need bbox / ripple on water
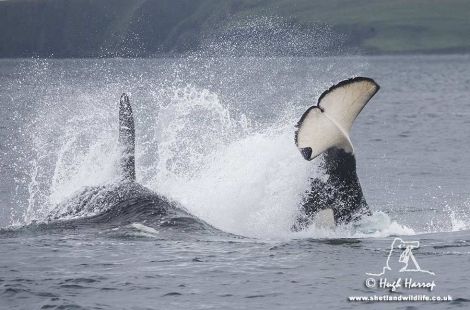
[162,292,182,296]
[62,277,98,284]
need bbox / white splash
[447,201,470,232]
[11,55,424,240]
[18,80,418,239]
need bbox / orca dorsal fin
[295,77,380,160]
[118,93,136,181]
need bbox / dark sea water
[1,55,470,309]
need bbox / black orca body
[298,148,370,227]
[295,77,380,227]
[48,94,201,228]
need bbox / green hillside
[263,0,470,53]
[0,0,469,57]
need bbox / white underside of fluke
[295,77,379,160]
[312,208,336,229]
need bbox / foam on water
[447,200,470,232]
[129,222,160,237]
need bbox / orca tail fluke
[118,93,136,182]
[294,77,380,225]
[295,77,380,160]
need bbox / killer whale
[49,78,378,231]
[47,94,204,229]
[295,77,380,227]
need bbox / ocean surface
[0,55,469,309]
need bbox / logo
[349,238,452,302]
[367,237,435,276]
[364,238,437,294]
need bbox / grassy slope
[246,0,470,53]
[0,0,469,56]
